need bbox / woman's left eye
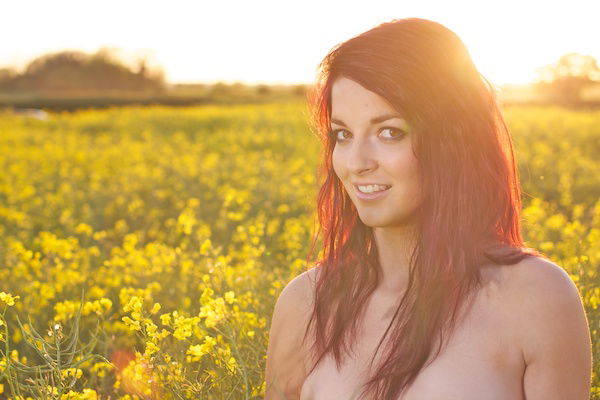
[380,127,406,140]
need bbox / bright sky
[1,0,599,86]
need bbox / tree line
[0,49,599,108]
[534,53,600,106]
[0,48,166,93]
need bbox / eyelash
[329,127,407,143]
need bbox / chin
[357,207,419,228]
[356,211,392,227]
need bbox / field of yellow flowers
[0,102,598,399]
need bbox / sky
[1,0,599,86]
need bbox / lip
[354,184,392,200]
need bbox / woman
[265,17,592,400]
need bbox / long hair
[301,17,546,400]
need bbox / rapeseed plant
[0,103,597,398]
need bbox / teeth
[357,184,390,193]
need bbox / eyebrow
[330,113,405,127]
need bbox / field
[0,102,598,399]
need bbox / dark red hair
[302,17,545,399]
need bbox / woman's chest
[300,285,526,400]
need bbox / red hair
[302,17,545,399]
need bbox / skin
[331,76,422,296]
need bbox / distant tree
[293,84,307,97]
[209,82,232,97]
[256,84,271,96]
[0,67,18,90]
[534,53,600,105]
[2,48,166,93]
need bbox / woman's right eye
[331,129,350,142]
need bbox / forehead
[330,77,397,118]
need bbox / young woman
[265,17,592,400]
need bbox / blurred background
[1,0,600,112]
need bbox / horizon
[1,0,599,87]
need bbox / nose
[346,137,377,175]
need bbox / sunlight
[0,0,597,85]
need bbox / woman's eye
[330,127,406,142]
[331,129,350,141]
[380,127,406,139]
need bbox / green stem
[2,310,20,398]
[227,324,250,399]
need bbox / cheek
[387,152,421,198]
[387,148,418,180]
[331,147,342,178]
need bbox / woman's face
[331,76,423,227]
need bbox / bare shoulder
[275,266,320,315]
[264,266,321,399]
[506,256,586,328]
[505,256,592,399]
[504,256,582,304]
[287,266,320,301]
[507,254,569,283]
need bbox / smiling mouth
[353,185,392,201]
[354,184,392,194]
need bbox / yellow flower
[159,313,171,326]
[90,361,114,378]
[150,302,161,315]
[0,292,20,306]
[99,298,113,311]
[199,297,228,329]
[187,344,204,358]
[202,335,217,352]
[172,315,199,341]
[74,222,93,236]
[226,356,238,373]
[92,230,107,241]
[144,319,158,336]
[156,329,170,340]
[83,298,113,316]
[200,287,214,306]
[200,238,212,255]
[144,341,159,357]
[224,291,236,304]
[123,296,143,313]
[186,335,216,362]
[54,300,79,322]
[81,389,98,400]
[122,316,141,332]
[61,367,83,380]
